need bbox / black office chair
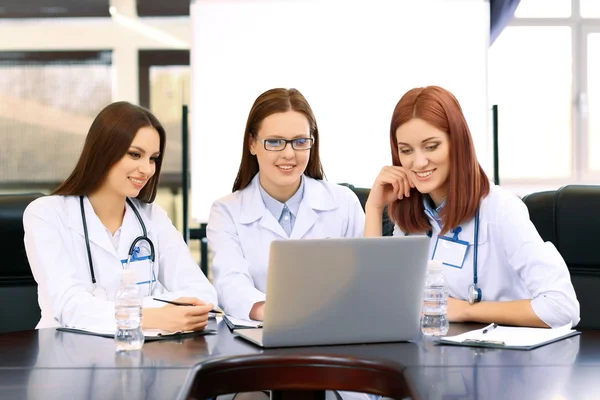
[338,184,394,236]
[0,193,44,333]
[522,185,600,329]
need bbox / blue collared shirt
[258,176,305,237]
[423,195,446,230]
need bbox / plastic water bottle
[421,260,449,336]
[115,269,145,351]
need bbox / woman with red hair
[365,86,579,328]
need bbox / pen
[153,298,222,314]
[482,323,498,334]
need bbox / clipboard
[57,326,217,341]
[437,323,580,350]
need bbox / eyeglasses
[254,136,314,151]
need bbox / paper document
[439,323,580,350]
[58,326,216,341]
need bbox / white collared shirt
[107,227,122,250]
[258,174,305,237]
[207,174,365,319]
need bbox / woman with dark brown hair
[24,101,217,332]
[207,88,365,322]
[365,86,579,328]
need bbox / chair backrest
[522,185,600,329]
[338,184,394,236]
[0,193,44,333]
[180,353,418,400]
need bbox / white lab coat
[23,195,217,330]
[207,174,365,319]
[394,184,580,328]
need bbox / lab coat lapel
[67,196,119,258]
[240,174,288,239]
[290,201,318,239]
[259,209,288,238]
[290,177,338,239]
[457,212,488,246]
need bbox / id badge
[121,245,156,287]
[432,236,469,268]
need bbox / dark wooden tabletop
[0,321,598,400]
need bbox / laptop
[235,236,430,348]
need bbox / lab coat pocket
[466,220,490,249]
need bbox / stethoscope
[428,208,481,304]
[467,208,481,304]
[80,196,156,296]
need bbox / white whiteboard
[191,0,490,222]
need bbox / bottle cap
[428,260,443,271]
[121,269,137,284]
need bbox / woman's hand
[366,166,414,211]
[143,297,214,332]
[250,301,265,321]
[446,297,549,327]
[447,297,469,322]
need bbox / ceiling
[0,0,502,19]
[0,0,190,18]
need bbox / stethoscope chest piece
[468,283,482,304]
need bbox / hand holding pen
[153,298,223,314]
[143,297,215,332]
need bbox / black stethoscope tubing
[79,196,155,285]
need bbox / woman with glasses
[207,88,365,322]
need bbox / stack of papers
[439,323,579,350]
[58,326,216,341]
[222,315,263,331]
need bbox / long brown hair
[389,86,489,235]
[232,88,325,192]
[53,101,166,203]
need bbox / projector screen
[191,0,489,222]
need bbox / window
[149,65,190,175]
[0,0,110,18]
[137,0,190,16]
[489,27,572,180]
[514,0,571,18]
[0,51,112,187]
[581,0,600,18]
[138,50,190,179]
[586,33,600,170]
[489,0,600,187]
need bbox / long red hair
[389,86,489,235]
